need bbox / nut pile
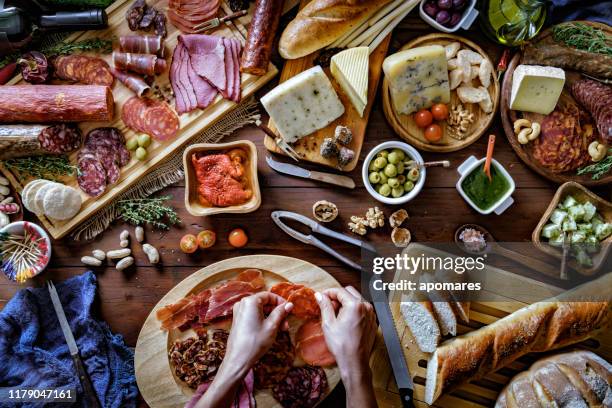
[513,119,541,145]
[348,207,384,235]
[447,104,474,140]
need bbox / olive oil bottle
[479,0,546,46]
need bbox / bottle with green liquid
[479,0,547,46]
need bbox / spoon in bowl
[483,135,496,182]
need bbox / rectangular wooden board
[370,244,612,407]
[0,0,278,239]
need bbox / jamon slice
[204,281,259,322]
[156,289,211,330]
[180,34,226,92]
[235,269,265,290]
[296,320,336,366]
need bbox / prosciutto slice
[295,320,336,366]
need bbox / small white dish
[419,0,479,33]
[0,221,51,282]
[456,155,515,215]
[362,141,426,205]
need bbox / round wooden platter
[135,255,342,408]
[500,22,612,186]
[382,33,500,153]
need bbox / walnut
[389,209,409,228]
[391,227,411,247]
[365,207,384,229]
[334,125,353,146]
[348,216,367,235]
[312,200,338,223]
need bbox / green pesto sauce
[461,163,510,210]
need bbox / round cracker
[23,180,50,214]
[43,185,82,220]
[33,182,60,216]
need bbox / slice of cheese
[261,66,345,144]
[510,65,565,115]
[330,47,369,118]
[383,45,450,115]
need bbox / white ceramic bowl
[456,155,515,215]
[419,0,479,33]
[0,221,51,282]
[362,141,426,205]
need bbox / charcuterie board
[135,255,342,408]
[0,0,278,240]
[373,244,612,407]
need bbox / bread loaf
[495,351,612,407]
[425,274,612,405]
[399,296,440,353]
[278,0,391,59]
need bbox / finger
[345,286,363,300]
[315,292,336,323]
[331,299,340,312]
[265,302,293,331]
[250,291,287,307]
[323,287,357,306]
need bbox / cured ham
[112,52,166,76]
[110,68,150,97]
[168,0,221,34]
[295,320,336,366]
[119,35,166,57]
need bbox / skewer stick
[340,0,405,48]
[351,0,418,48]
[368,0,419,53]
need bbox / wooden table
[0,14,609,408]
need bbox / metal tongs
[272,210,376,270]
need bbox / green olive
[397,174,406,184]
[387,151,400,164]
[384,163,397,177]
[387,177,399,188]
[376,150,389,158]
[126,138,138,151]
[378,183,391,197]
[396,162,405,175]
[378,171,388,184]
[368,160,378,172]
[137,134,152,148]
[392,186,405,198]
[374,157,388,169]
[135,146,148,161]
[404,181,415,192]
[392,148,406,161]
[407,167,420,181]
[369,172,381,184]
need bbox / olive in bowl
[362,141,426,205]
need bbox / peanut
[81,256,102,266]
[115,256,134,271]
[92,249,106,261]
[142,243,160,264]
[135,226,144,243]
[107,248,131,259]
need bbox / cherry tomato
[180,234,198,253]
[431,103,449,121]
[228,228,248,248]
[197,230,216,249]
[424,123,443,142]
[414,109,433,128]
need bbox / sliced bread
[431,302,457,336]
[399,294,441,353]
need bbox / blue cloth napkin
[0,272,138,408]
[548,0,612,26]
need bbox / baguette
[399,295,440,353]
[425,274,612,405]
[278,0,391,59]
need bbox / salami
[77,154,107,197]
[0,124,81,159]
[272,366,328,408]
[85,127,130,167]
[143,102,179,140]
[119,35,166,57]
[254,331,295,389]
[240,0,284,76]
[112,52,166,76]
[0,85,114,123]
[53,55,114,87]
[39,124,82,154]
[571,79,612,142]
[110,68,150,97]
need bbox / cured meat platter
[135,255,342,408]
[500,22,612,186]
[0,0,278,239]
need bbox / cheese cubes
[331,47,369,118]
[261,66,345,144]
[383,45,450,115]
[510,65,565,115]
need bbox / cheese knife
[266,155,355,189]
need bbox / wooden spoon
[455,224,562,279]
[483,134,496,182]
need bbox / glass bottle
[479,0,547,46]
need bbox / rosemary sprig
[576,149,612,180]
[116,196,181,230]
[552,23,612,56]
[2,155,78,180]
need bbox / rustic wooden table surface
[0,14,609,408]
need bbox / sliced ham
[169,43,189,114]
[296,320,336,366]
[222,38,235,100]
[181,34,226,92]
[168,0,220,33]
[230,39,242,102]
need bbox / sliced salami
[272,366,327,408]
[38,123,82,154]
[77,156,107,197]
[143,102,179,140]
[53,55,114,87]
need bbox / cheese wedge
[330,47,369,118]
[510,64,565,115]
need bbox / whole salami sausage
[112,52,166,75]
[240,0,285,76]
[0,124,82,159]
[571,79,612,143]
[0,85,114,123]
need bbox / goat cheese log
[0,85,114,123]
[0,124,82,159]
[240,0,285,76]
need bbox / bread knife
[266,155,355,189]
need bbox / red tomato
[424,124,443,142]
[197,230,216,249]
[431,104,449,121]
[180,234,198,253]
[228,228,248,248]
[414,109,433,128]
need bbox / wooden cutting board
[371,244,612,407]
[0,0,277,239]
[135,255,342,408]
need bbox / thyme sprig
[577,149,612,180]
[552,23,612,56]
[2,155,78,180]
[116,196,181,230]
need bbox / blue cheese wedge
[330,47,369,118]
[261,66,345,144]
[383,45,450,115]
[510,65,565,115]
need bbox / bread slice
[399,295,440,353]
[452,301,471,324]
[431,302,457,336]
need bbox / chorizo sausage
[240,0,285,76]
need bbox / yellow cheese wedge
[330,47,369,118]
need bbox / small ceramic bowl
[419,0,479,33]
[184,141,261,217]
[0,221,51,282]
[456,155,515,215]
[362,141,426,205]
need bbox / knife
[266,155,355,189]
[368,276,415,407]
[47,281,102,408]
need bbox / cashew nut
[513,119,532,134]
[527,122,541,141]
[517,128,533,144]
[588,141,607,162]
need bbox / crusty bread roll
[278,0,391,59]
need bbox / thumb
[315,292,336,324]
[265,301,293,332]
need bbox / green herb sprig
[116,196,181,230]
[552,23,612,56]
[577,149,612,180]
[2,155,78,180]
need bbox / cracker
[23,180,50,215]
[33,182,60,216]
[43,185,82,220]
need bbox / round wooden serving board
[500,22,612,186]
[135,255,342,408]
[382,33,500,153]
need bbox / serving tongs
[259,124,301,162]
[193,10,248,33]
[272,210,375,270]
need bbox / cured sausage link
[0,85,114,123]
[0,124,82,159]
[240,0,285,76]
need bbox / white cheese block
[383,45,450,115]
[261,66,345,144]
[330,47,369,118]
[510,64,565,115]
